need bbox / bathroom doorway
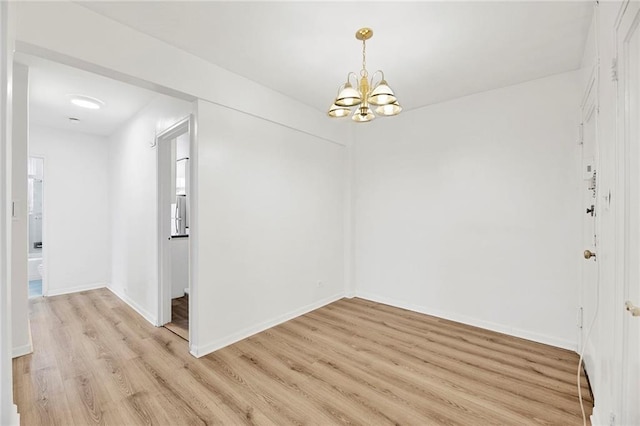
[27,156,44,298]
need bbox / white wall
[107,95,192,324]
[11,62,30,357]
[193,100,346,356]
[29,125,110,295]
[10,1,351,356]
[354,71,582,350]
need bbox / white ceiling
[16,53,158,137]
[78,1,593,113]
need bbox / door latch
[586,205,595,216]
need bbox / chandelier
[328,28,402,122]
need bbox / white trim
[12,319,31,358]
[8,405,19,426]
[46,282,106,297]
[190,292,345,358]
[582,338,597,393]
[156,116,191,327]
[357,291,578,351]
[187,108,198,353]
[11,342,31,358]
[0,2,16,423]
[107,285,158,327]
[590,404,606,426]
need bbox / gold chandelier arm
[370,70,385,88]
[347,72,359,87]
[335,72,360,96]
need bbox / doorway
[157,117,192,341]
[27,156,44,298]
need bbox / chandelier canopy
[328,28,402,122]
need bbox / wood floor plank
[345,298,580,363]
[13,289,592,425]
[273,317,560,424]
[295,307,586,421]
[331,299,578,372]
[315,301,590,397]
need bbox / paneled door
[579,66,598,375]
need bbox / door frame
[615,0,640,423]
[156,115,193,330]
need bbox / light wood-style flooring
[164,295,189,341]
[13,288,592,425]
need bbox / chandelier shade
[335,82,362,107]
[328,28,401,122]
[352,104,375,122]
[328,103,351,118]
[368,80,397,106]
[375,101,402,116]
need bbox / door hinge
[578,307,584,329]
[578,123,584,145]
[612,58,618,82]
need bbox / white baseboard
[12,315,33,358]
[12,343,32,358]
[590,404,605,426]
[46,282,106,297]
[107,286,158,326]
[191,292,345,358]
[356,291,577,351]
[12,322,32,358]
[10,404,20,425]
[581,339,597,384]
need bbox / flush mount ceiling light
[67,94,105,110]
[328,28,402,123]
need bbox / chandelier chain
[361,39,368,78]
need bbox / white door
[617,1,640,423]
[580,73,599,370]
